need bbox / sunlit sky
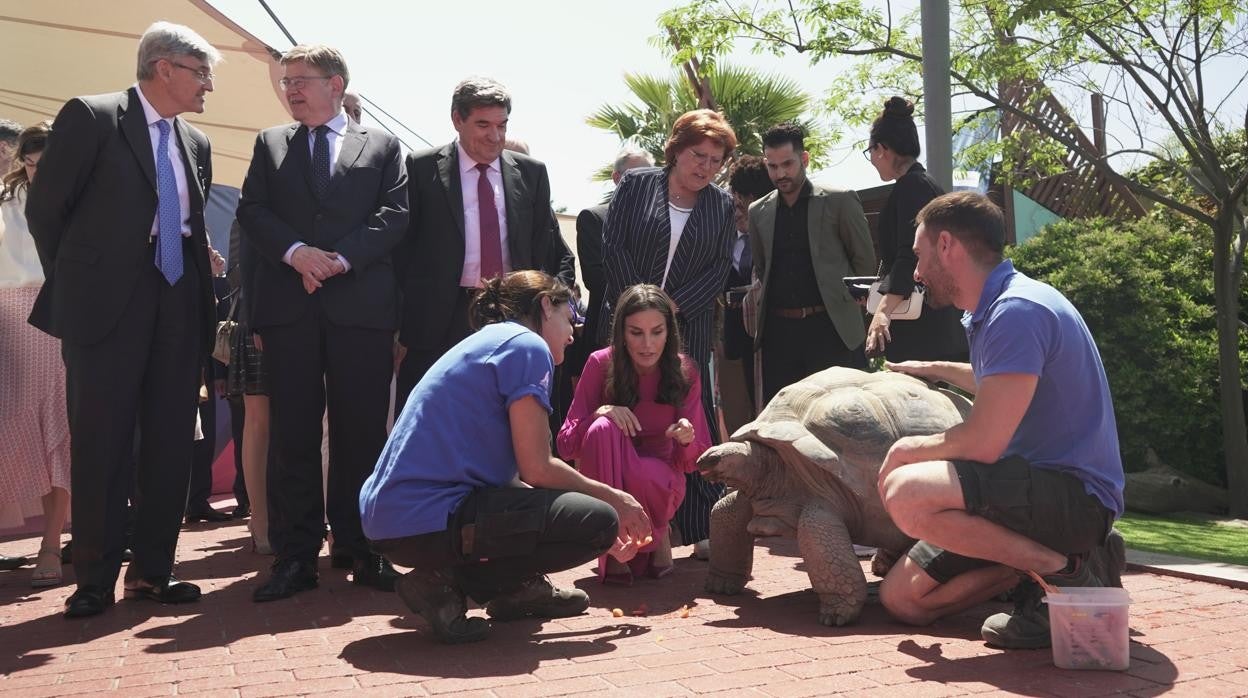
[209,0,1245,212]
[210,0,884,212]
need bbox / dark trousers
[186,392,217,514]
[371,488,618,602]
[62,261,201,587]
[670,359,724,544]
[261,304,392,565]
[227,396,248,508]
[396,288,474,418]
[761,313,867,404]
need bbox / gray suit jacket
[749,183,876,350]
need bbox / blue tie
[154,120,183,285]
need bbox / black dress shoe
[232,504,251,519]
[123,576,202,604]
[352,554,399,592]
[64,586,115,618]
[185,507,232,523]
[253,559,318,602]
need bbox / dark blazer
[722,236,752,360]
[567,202,609,374]
[876,163,968,361]
[236,120,409,331]
[396,142,573,351]
[601,167,733,366]
[26,87,214,350]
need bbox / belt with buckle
[771,305,825,319]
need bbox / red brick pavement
[3,516,1247,697]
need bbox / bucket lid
[1043,587,1131,605]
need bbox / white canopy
[0,0,291,188]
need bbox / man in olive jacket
[749,123,876,403]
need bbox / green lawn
[1116,512,1248,566]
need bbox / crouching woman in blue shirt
[360,270,652,644]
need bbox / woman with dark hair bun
[558,284,710,585]
[360,270,651,644]
[863,97,968,363]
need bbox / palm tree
[586,64,828,182]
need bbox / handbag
[865,270,924,321]
[211,292,240,365]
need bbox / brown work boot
[396,569,488,644]
[485,575,590,621]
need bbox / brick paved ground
[3,512,1248,697]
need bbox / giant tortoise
[697,367,971,626]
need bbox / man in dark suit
[25,22,221,617]
[394,77,573,411]
[566,145,654,381]
[237,45,409,602]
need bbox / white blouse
[0,190,45,288]
[662,202,693,289]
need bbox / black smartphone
[843,276,878,302]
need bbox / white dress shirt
[283,111,352,271]
[457,141,512,288]
[135,84,191,237]
[733,230,748,273]
[0,192,45,288]
[662,202,692,289]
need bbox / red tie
[476,163,503,282]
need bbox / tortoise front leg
[705,489,754,595]
[798,502,867,626]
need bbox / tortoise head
[697,440,762,494]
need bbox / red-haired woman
[600,109,737,555]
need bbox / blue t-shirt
[964,260,1124,516]
[359,322,554,540]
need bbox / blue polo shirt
[359,322,554,540]
[964,260,1124,516]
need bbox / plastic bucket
[1043,587,1131,670]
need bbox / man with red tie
[394,77,574,413]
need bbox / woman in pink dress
[558,284,710,584]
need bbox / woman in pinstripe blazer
[601,110,737,549]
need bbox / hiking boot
[396,569,489,644]
[982,579,1051,649]
[1088,528,1126,588]
[485,575,590,621]
[1042,550,1106,590]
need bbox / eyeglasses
[685,148,725,169]
[862,144,876,161]
[170,61,214,84]
[279,76,332,91]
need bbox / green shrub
[1009,212,1246,485]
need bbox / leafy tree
[659,1,1248,515]
[586,63,829,181]
[1011,211,1245,486]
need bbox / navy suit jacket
[396,142,573,352]
[236,120,409,331]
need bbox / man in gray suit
[395,77,573,411]
[750,122,876,403]
[238,45,408,602]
